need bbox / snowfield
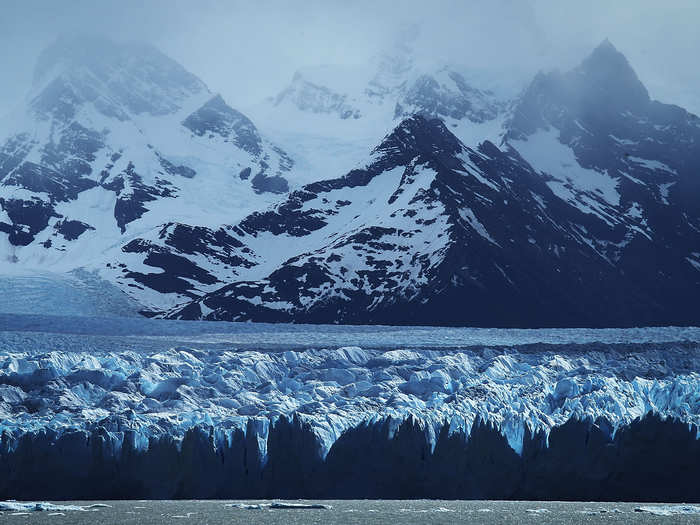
[1,316,698,461]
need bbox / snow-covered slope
[163,41,700,327]
[0,36,294,297]
[167,107,700,326]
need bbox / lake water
[1,500,699,524]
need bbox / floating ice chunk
[270,502,331,509]
[399,506,455,513]
[226,502,331,510]
[579,507,623,515]
[0,501,111,512]
[226,503,266,509]
[635,505,700,516]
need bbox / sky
[1,0,699,116]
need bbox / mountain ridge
[1,37,698,326]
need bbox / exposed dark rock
[0,198,57,246]
[103,163,175,233]
[54,219,95,241]
[183,95,263,156]
[251,172,289,194]
[156,154,196,179]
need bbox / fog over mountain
[1,0,699,117]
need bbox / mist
[1,0,699,115]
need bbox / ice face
[0,317,698,462]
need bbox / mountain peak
[36,36,125,82]
[30,35,207,120]
[580,39,626,71]
[575,39,649,108]
[596,37,616,52]
[375,114,463,158]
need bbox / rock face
[503,41,700,325]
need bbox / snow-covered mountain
[1,38,698,326]
[166,41,700,327]
[0,36,293,286]
[248,43,509,186]
[269,49,505,128]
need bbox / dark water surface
[1,500,699,524]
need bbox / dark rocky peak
[373,114,464,167]
[507,40,651,139]
[237,116,469,238]
[572,39,649,110]
[182,95,263,156]
[297,115,466,201]
[30,35,207,120]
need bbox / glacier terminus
[0,313,698,500]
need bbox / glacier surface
[0,270,141,318]
[0,315,698,461]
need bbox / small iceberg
[226,502,331,510]
[270,502,331,509]
[635,505,700,516]
[0,501,111,512]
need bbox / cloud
[0,0,698,116]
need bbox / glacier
[0,269,141,318]
[0,314,699,499]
